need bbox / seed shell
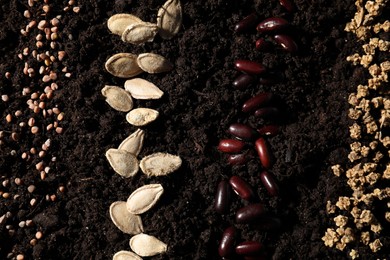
[109,201,144,235]
[157,0,182,39]
[126,184,164,214]
[113,250,143,260]
[105,53,143,78]
[105,148,139,178]
[136,53,174,74]
[129,233,167,257]
[121,22,159,45]
[107,14,143,36]
[101,85,133,112]
[126,108,159,126]
[118,129,145,156]
[124,78,164,100]
[140,152,182,177]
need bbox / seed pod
[140,152,182,177]
[118,128,145,156]
[229,175,254,201]
[113,250,142,260]
[273,34,298,53]
[109,201,144,235]
[218,139,245,153]
[257,125,279,136]
[157,0,182,39]
[129,233,167,257]
[279,0,295,12]
[255,38,273,52]
[136,53,174,74]
[227,153,250,166]
[242,92,273,113]
[105,53,143,78]
[121,22,159,45]
[254,138,273,169]
[215,180,232,214]
[228,123,257,141]
[107,14,143,36]
[256,17,289,33]
[126,108,159,126]
[126,184,164,214]
[101,85,133,112]
[235,241,263,255]
[234,12,259,33]
[218,226,237,257]
[232,74,255,90]
[236,203,265,223]
[254,107,280,119]
[234,60,266,75]
[124,78,164,99]
[105,148,139,178]
[260,171,279,196]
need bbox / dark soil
[0,0,388,259]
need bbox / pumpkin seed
[105,148,139,178]
[124,78,164,100]
[101,85,133,112]
[126,108,159,126]
[113,250,142,260]
[105,53,143,78]
[126,184,164,214]
[136,53,173,74]
[118,128,145,156]
[107,14,143,36]
[140,152,182,177]
[109,201,144,235]
[129,234,167,257]
[122,22,158,45]
[157,0,182,39]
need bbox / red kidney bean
[279,0,295,12]
[242,92,273,113]
[255,38,272,52]
[256,17,289,33]
[254,107,280,119]
[236,241,263,255]
[234,60,266,75]
[236,203,265,223]
[234,12,260,33]
[260,171,279,196]
[254,138,273,169]
[257,125,279,136]
[218,139,245,153]
[273,34,298,53]
[233,74,256,90]
[229,175,254,201]
[228,123,257,140]
[215,179,232,214]
[218,226,237,257]
[228,153,249,165]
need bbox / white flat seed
[109,201,144,235]
[129,233,167,257]
[140,152,182,177]
[105,53,143,78]
[118,129,145,156]
[101,85,133,112]
[157,0,182,39]
[126,184,164,214]
[126,108,159,126]
[121,22,158,45]
[107,14,143,36]
[124,78,164,100]
[113,250,142,260]
[136,53,173,74]
[105,148,139,178]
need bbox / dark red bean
[234,12,260,33]
[218,226,237,257]
[254,107,280,119]
[255,38,273,52]
[215,180,232,214]
[233,74,256,90]
[234,60,266,75]
[273,34,298,53]
[242,92,273,113]
[279,0,295,12]
[260,171,279,196]
[256,17,289,33]
[229,175,254,201]
[236,203,265,223]
[257,125,279,136]
[218,139,245,153]
[228,123,257,140]
[228,153,249,165]
[236,241,263,255]
[254,138,273,169]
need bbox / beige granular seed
[2,193,10,199]
[1,95,9,102]
[31,126,39,134]
[30,239,37,246]
[27,185,36,193]
[35,231,43,240]
[15,178,22,185]
[30,198,37,206]
[56,127,63,134]
[6,114,12,123]
[59,186,65,192]
[16,254,24,260]
[40,171,46,180]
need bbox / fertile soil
[0,0,388,259]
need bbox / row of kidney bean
[215,1,296,258]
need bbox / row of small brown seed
[216,1,297,258]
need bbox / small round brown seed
[236,203,266,223]
[273,34,298,53]
[215,180,232,214]
[229,175,254,201]
[31,126,39,134]
[233,74,256,90]
[242,92,273,113]
[260,171,279,196]
[228,123,257,141]
[234,12,260,33]
[234,60,266,75]
[218,139,245,153]
[256,17,289,33]
[218,226,237,258]
[255,138,273,169]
